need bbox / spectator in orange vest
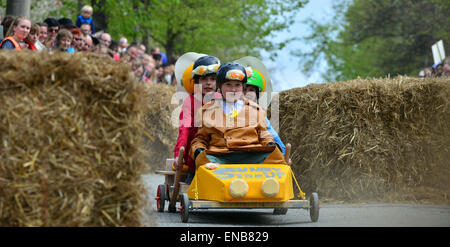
[0,16,31,50]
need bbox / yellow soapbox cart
[154,144,319,223]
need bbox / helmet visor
[192,63,220,77]
[225,69,246,81]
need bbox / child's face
[59,37,72,50]
[221,80,243,102]
[27,31,39,44]
[195,74,216,96]
[82,11,91,19]
[244,85,258,102]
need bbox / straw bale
[139,76,450,203]
[142,84,178,170]
[0,51,151,226]
[277,76,449,203]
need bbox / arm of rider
[194,148,205,161]
[190,125,210,160]
[257,118,275,146]
[266,141,282,150]
[268,142,291,165]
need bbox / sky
[261,0,335,92]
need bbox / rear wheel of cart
[165,184,171,202]
[180,193,190,223]
[156,184,166,212]
[310,192,319,222]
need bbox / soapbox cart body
[154,145,320,223]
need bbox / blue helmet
[216,62,248,88]
[192,56,221,80]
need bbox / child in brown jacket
[190,62,286,167]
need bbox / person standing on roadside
[43,18,59,49]
[35,22,48,51]
[71,28,84,52]
[0,16,31,50]
[23,23,40,51]
[53,29,73,53]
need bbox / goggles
[192,63,220,76]
[225,69,246,81]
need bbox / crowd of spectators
[419,56,450,78]
[0,5,448,82]
[0,5,177,85]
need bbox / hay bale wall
[143,84,178,170]
[279,77,450,203]
[0,51,150,226]
[131,75,450,204]
[4,52,443,226]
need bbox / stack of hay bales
[0,51,151,226]
[278,77,449,203]
[143,84,178,170]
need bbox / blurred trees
[295,0,450,82]
[104,0,307,63]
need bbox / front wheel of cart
[310,192,319,222]
[180,193,190,223]
[156,184,166,212]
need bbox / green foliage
[46,0,78,20]
[103,0,307,62]
[295,0,450,82]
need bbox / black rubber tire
[310,192,319,222]
[165,185,171,202]
[180,193,190,223]
[156,184,165,212]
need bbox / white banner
[431,40,445,64]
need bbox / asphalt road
[142,173,450,227]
